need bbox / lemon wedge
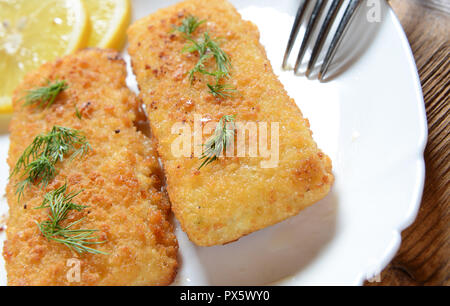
[83,0,131,50]
[0,0,89,114]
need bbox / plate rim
[352,4,428,285]
[0,0,429,286]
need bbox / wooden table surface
[364,0,449,286]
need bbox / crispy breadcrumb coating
[128,0,334,246]
[3,49,178,285]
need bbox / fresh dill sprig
[10,126,90,200]
[207,83,237,98]
[75,105,82,119]
[174,15,206,36]
[175,16,236,97]
[35,183,107,255]
[21,80,68,108]
[188,53,214,82]
[201,33,231,77]
[183,32,232,80]
[199,115,236,170]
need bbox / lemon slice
[83,0,131,50]
[0,0,89,113]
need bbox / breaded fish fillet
[3,49,178,285]
[128,0,334,246]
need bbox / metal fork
[283,0,363,80]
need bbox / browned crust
[3,48,178,285]
[128,0,334,246]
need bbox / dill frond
[75,105,82,119]
[21,80,68,109]
[202,32,231,78]
[188,53,214,82]
[35,183,107,255]
[175,16,236,97]
[207,83,237,98]
[183,32,232,80]
[174,15,206,36]
[10,126,90,200]
[199,115,236,170]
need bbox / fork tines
[283,0,363,81]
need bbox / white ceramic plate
[0,0,427,285]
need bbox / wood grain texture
[365,0,449,286]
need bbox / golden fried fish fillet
[3,49,178,285]
[128,0,334,246]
